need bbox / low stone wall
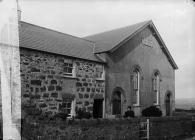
[22,117,140,140]
[148,116,192,140]
[21,116,192,140]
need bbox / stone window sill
[95,78,105,81]
[133,104,141,107]
[58,75,78,80]
[153,104,160,107]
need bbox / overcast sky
[19,0,195,99]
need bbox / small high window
[63,62,75,77]
[95,65,105,80]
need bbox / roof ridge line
[109,20,152,53]
[83,20,152,38]
[20,21,95,44]
[93,20,152,54]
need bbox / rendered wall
[105,27,175,117]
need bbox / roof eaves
[19,46,106,64]
[94,47,111,54]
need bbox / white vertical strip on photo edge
[0,0,21,139]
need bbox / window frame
[95,65,105,81]
[63,62,76,78]
[62,101,72,115]
[133,69,140,106]
[153,72,160,105]
[60,99,76,118]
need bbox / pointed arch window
[133,69,140,106]
[153,72,160,105]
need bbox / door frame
[93,99,103,118]
[111,87,125,116]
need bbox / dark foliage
[23,105,42,116]
[142,106,162,117]
[53,112,69,120]
[75,108,92,119]
[193,120,195,132]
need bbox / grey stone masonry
[20,48,105,117]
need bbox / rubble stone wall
[20,48,105,117]
[75,60,105,112]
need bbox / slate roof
[84,20,151,53]
[19,20,178,69]
[19,21,102,62]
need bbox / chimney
[17,0,21,21]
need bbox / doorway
[112,91,121,115]
[165,93,171,116]
[93,99,103,118]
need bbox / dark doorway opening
[166,93,171,116]
[112,91,121,115]
[93,99,103,118]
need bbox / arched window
[153,72,160,105]
[133,68,140,106]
